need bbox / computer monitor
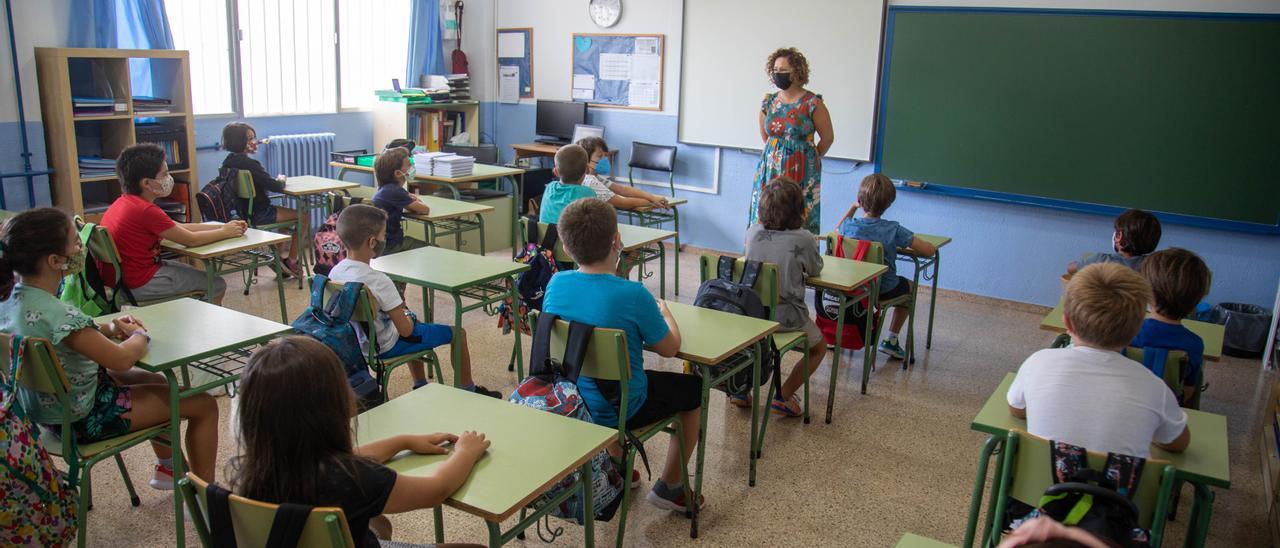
[571,124,604,144]
[535,100,588,144]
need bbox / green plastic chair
[698,255,813,423]
[235,170,300,290]
[315,278,443,401]
[826,234,917,367]
[530,312,696,548]
[988,430,1177,548]
[179,473,357,548]
[1122,347,1203,410]
[77,218,201,309]
[2,333,172,548]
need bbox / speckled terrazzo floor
[72,245,1274,547]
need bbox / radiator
[260,132,336,227]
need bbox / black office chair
[626,142,677,197]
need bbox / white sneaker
[149,463,175,490]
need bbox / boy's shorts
[378,322,454,359]
[879,275,911,301]
[626,371,702,428]
[130,260,227,301]
[52,369,132,443]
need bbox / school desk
[660,301,780,538]
[896,533,958,548]
[355,383,614,547]
[332,162,525,258]
[280,175,359,281]
[617,223,678,299]
[403,194,494,254]
[97,298,293,547]
[897,233,953,349]
[625,197,688,296]
[805,257,889,417]
[510,142,617,166]
[1040,300,1225,361]
[370,246,530,381]
[966,372,1230,548]
[160,223,291,322]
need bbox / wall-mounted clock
[589,0,622,28]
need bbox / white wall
[0,0,72,123]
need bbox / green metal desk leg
[164,369,186,547]
[202,259,216,303]
[658,242,667,299]
[673,208,680,296]
[452,293,464,387]
[748,339,761,486]
[927,249,941,349]
[754,338,775,456]
[427,220,438,247]
[964,436,1001,548]
[477,215,486,256]
[487,521,500,548]
[980,439,1008,548]
[433,506,445,544]
[692,370,712,539]
[581,460,595,548]
[826,291,847,424]
[272,250,288,323]
[510,280,524,380]
[510,174,522,260]
[1183,484,1214,548]
[861,277,881,394]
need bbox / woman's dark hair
[228,336,363,503]
[765,47,811,86]
[0,208,73,300]
[221,122,256,154]
[757,177,806,231]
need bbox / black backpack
[691,256,781,396]
[196,167,243,223]
[499,217,561,335]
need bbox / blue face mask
[595,156,612,176]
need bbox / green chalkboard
[878,8,1280,230]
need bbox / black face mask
[772,72,793,90]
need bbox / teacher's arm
[758,111,768,143]
[813,102,834,157]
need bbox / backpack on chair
[508,312,624,525]
[290,275,382,410]
[312,195,363,277]
[497,216,560,335]
[196,167,243,223]
[690,256,782,396]
[814,235,876,350]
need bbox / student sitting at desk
[102,143,247,305]
[542,199,703,512]
[1132,248,1212,405]
[576,136,670,211]
[538,144,598,225]
[371,147,429,255]
[230,336,488,548]
[220,122,303,277]
[328,204,499,398]
[1,208,221,488]
[1065,208,1161,276]
[1008,263,1189,458]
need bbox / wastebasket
[1214,302,1272,359]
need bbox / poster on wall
[497,27,534,98]
[571,33,665,110]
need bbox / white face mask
[152,175,174,197]
[402,165,416,183]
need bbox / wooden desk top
[662,301,779,365]
[1040,300,1224,361]
[97,298,291,371]
[161,224,290,260]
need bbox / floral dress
[750,91,824,234]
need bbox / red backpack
[813,235,877,350]
[312,195,363,277]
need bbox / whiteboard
[678,0,886,161]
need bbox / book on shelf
[72,96,127,116]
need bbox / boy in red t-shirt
[101,143,246,305]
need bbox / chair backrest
[316,278,380,362]
[0,333,70,398]
[627,142,676,173]
[233,170,257,202]
[1122,347,1188,398]
[179,474,356,548]
[342,185,376,202]
[1004,430,1175,530]
[533,313,632,427]
[696,255,781,320]
[82,222,126,287]
[825,233,887,265]
[521,218,574,263]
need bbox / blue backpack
[292,275,381,408]
[508,312,624,525]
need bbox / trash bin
[1214,302,1273,359]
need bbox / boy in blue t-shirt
[1131,248,1212,405]
[541,198,703,513]
[837,174,936,360]
[538,144,597,224]
[371,146,430,255]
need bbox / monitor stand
[534,137,570,146]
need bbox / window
[237,0,338,116]
[166,0,235,114]
[338,0,412,109]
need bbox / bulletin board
[570,33,664,110]
[497,28,534,98]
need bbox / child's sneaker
[149,463,175,490]
[728,392,751,408]
[472,385,503,399]
[645,482,704,513]
[878,337,906,360]
[770,395,803,418]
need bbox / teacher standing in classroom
[749,47,834,235]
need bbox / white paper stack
[431,154,475,178]
[412,151,450,175]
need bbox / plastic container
[1214,302,1273,359]
[331,149,375,167]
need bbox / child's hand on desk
[648,196,670,209]
[222,221,248,237]
[455,431,490,460]
[403,433,459,455]
[113,318,148,339]
[655,298,672,317]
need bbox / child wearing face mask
[325,204,499,398]
[1065,209,1162,277]
[575,137,670,211]
[0,207,221,488]
[102,143,247,305]
[220,122,304,277]
[371,147,430,255]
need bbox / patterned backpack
[497,216,560,335]
[291,275,381,409]
[508,312,623,525]
[312,195,363,277]
[1,335,78,547]
[196,167,243,223]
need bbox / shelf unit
[35,47,199,223]
[372,100,480,154]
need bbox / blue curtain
[68,0,174,96]
[406,0,445,87]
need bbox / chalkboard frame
[874,6,1280,234]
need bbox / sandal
[770,395,803,418]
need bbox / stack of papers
[73,96,126,117]
[430,154,474,178]
[447,74,470,101]
[132,96,173,114]
[78,155,117,179]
